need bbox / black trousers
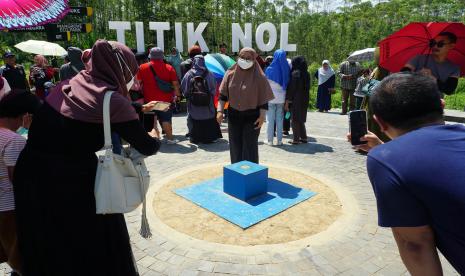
[228,112,260,164]
[291,120,307,142]
[283,116,291,132]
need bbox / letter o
[255,22,277,52]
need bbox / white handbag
[94,91,151,215]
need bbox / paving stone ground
[0,110,459,276]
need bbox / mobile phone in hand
[349,110,368,145]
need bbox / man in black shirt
[1,52,29,91]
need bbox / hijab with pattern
[46,40,139,123]
[219,47,274,111]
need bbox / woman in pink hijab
[29,55,55,100]
[13,40,160,276]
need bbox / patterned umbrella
[205,53,236,81]
[0,0,69,30]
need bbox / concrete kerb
[145,162,361,255]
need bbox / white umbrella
[15,40,67,56]
[348,48,375,62]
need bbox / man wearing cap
[137,47,181,144]
[0,52,29,92]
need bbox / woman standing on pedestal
[216,47,274,164]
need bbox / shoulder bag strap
[149,63,157,80]
[71,65,80,74]
[103,91,114,149]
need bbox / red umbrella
[0,0,69,30]
[379,22,465,76]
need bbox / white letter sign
[149,22,170,51]
[280,23,297,51]
[231,23,252,52]
[255,22,277,52]
[187,22,209,52]
[108,21,131,45]
[135,21,145,53]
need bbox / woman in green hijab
[166,47,184,81]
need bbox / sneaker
[276,141,283,146]
[166,139,179,144]
[264,140,273,146]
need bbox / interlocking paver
[185,248,205,259]
[197,260,215,272]
[213,262,240,274]
[138,255,158,268]
[167,254,187,265]
[155,250,173,262]
[148,260,169,272]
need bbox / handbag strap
[103,91,115,149]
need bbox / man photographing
[350,73,465,275]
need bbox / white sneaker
[276,141,283,146]
[264,140,273,146]
[166,139,179,144]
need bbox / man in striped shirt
[0,91,39,276]
[338,59,362,114]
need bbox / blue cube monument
[174,161,317,229]
[223,161,268,201]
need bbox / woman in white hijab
[315,60,335,112]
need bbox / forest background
[1,0,465,109]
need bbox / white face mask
[126,75,135,91]
[237,58,254,70]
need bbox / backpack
[189,71,211,106]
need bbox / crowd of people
[0,30,463,276]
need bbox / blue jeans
[267,103,284,143]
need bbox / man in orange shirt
[137,47,181,144]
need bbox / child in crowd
[0,90,40,276]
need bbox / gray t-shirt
[407,54,460,82]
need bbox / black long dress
[286,70,310,122]
[13,102,160,276]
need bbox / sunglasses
[429,39,451,48]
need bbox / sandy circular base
[153,166,342,246]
